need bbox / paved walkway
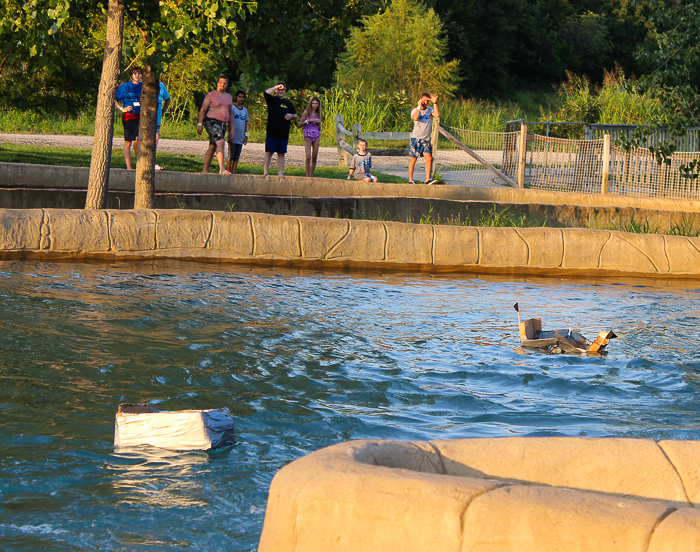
[0,132,510,186]
[0,132,418,179]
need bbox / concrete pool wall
[3,162,700,233]
[258,437,700,552]
[1,207,700,279]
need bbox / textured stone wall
[258,437,700,552]
[1,208,700,278]
[3,161,700,214]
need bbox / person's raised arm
[430,94,439,117]
[266,83,285,96]
[412,100,422,121]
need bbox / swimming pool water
[1,260,699,551]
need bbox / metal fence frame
[506,120,700,152]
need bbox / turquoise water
[1,260,700,551]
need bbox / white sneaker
[155,164,163,171]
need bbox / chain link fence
[435,122,700,199]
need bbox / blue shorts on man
[265,137,288,154]
[409,138,432,158]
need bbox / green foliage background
[335,0,459,98]
[0,0,695,136]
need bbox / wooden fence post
[430,116,440,178]
[352,123,361,154]
[517,124,528,189]
[601,134,611,194]
[334,114,346,167]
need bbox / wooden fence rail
[334,114,440,177]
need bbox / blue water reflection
[1,260,699,550]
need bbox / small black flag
[513,302,519,312]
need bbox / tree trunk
[134,60,158,209]
[85,0,124,210]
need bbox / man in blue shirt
[115,67,143,170]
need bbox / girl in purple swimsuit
[299,96,322,177]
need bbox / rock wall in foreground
[258,437,700,552]
[1,208,700,278]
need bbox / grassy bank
[0,143,406,182]
[0,84,548,147]
[353,202,700,237]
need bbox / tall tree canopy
[224,0,385,90]
[429,0,650,97]
[1,0,660,110]
[630,0,700,132]
[335,0,459,98]
[0,0,104,112]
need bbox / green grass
[0,143,406,181]
[606,215,700,237]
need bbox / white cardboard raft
[114,404,236,451]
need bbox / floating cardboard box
[114,404,236,451]
[514,303,616,354]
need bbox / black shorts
[229,142,243,163]
[265,137,288,154]
[204,117,227,145]
[123,119,139,142]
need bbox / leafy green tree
[559,12,612,78]
[0,0,103,113]
[335,0,459,98]
[631,0,700,131]
[433,0,527,96]
[430,0,650,97]
[1,0,255,209]
[616,0,700,174]
[226,0,385,91]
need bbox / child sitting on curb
[347,139,378,182]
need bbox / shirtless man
[197,76,234,175]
